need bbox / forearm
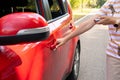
[64,15,99,41]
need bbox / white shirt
[97,0,120,58]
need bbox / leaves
[69,0,107,9]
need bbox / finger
[96,20,104,24]
[97,18,107,24]
[55,39,61,48]
[56,43,62,49]
[55,38,66,48]
[99,16,106,19]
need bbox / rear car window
[0,0,37,17]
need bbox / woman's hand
[56,37,68,48]
[96,16,117,25]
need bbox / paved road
[75,15,109,80]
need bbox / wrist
[64,36,69,42]
[114,19,120,27]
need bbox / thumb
[100,16,106,19]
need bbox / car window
[0,0,37,17]
[48,0,66,19]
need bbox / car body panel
[0,0,80,80]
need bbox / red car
[0,0,80,80]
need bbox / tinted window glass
[0,0,37,17]
[48,0,66,19]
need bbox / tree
[69,0,81,8]
[96,0,106,8]
[69,0,107,8]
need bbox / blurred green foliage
[69,0,107,9]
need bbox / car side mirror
[0,12,50,45]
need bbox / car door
[0,0,78,80]
[40,0,77,79]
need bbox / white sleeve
[95,0,111,16]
